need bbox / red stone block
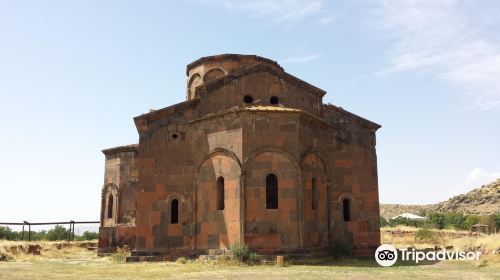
[335,160,353,168]
[246,234,281,249]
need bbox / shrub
[229,242,259,264]
[76,231,99,241]
[380,217,388,227]
[331,240,353,259]
[175,257,187,264]
[427,213,445,229]
[464,215,481,230]
[110,247,129,263]
[0,227,17,240]
[247,251,260,264]
[111,252,127,263]
[46,226,70,241]
[415,228,441,244]
[443,212,466,230]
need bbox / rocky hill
[380,179,500,219]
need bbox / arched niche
[243,150,300,250]
[203,68,225,83]
[187,73,202,99]
[301,151,329,248]
[195,150,241,249]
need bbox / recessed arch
[194,148,242,250]
[165,192,188,205]
[203,68,226,83]
[300,150,329,247]
[338,193,354,222]
[101,183,118,226]
[300,148,328,176]
[242,146,301,176]
[188,73,202,99]
[242,148,301,249]
[195,148,242,175]
[101,183,118,199]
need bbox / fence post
[71,221,75,241]
[67,222,71,243]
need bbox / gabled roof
[133,98,199,122]
[195,63,327,98]
[325,104,381,131]
[190,105,330,127]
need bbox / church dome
[186,54,283,100]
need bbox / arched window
[311,177,318,210]
[171,199,179,224]
[343,198,351,222]
[107,194,114,219]
[266,174,278,209]
[217,177,225,210]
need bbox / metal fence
[0,221,99,242]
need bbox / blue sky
[1,0,499,224]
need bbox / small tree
[427,213,445,229]
[380,217,388,227]
[464,215,481,230]
[76,231,99,241]
[46,225,70,241]
[0,226,17,240]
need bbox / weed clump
[175,257,187,264]
[229,242,260,264]
[331,240,354,259]
[415,228,442,244]
[110,247,129,263]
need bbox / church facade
[98,54,381,258]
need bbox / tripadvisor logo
[375,244,398,266]
[374,244,482,267]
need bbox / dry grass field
[0,232,499,280]
[381,226,500,252]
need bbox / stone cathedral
[98,54,382,259]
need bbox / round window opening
[270,96,279,105]
[172,133,178,139]
[243,95,254,104]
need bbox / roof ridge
[196,63,326,98]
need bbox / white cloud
[446,167,500,198]
[197,0,331,23]
[281,52,323,64]
[372,0,500,110]
[465,167,499,187]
